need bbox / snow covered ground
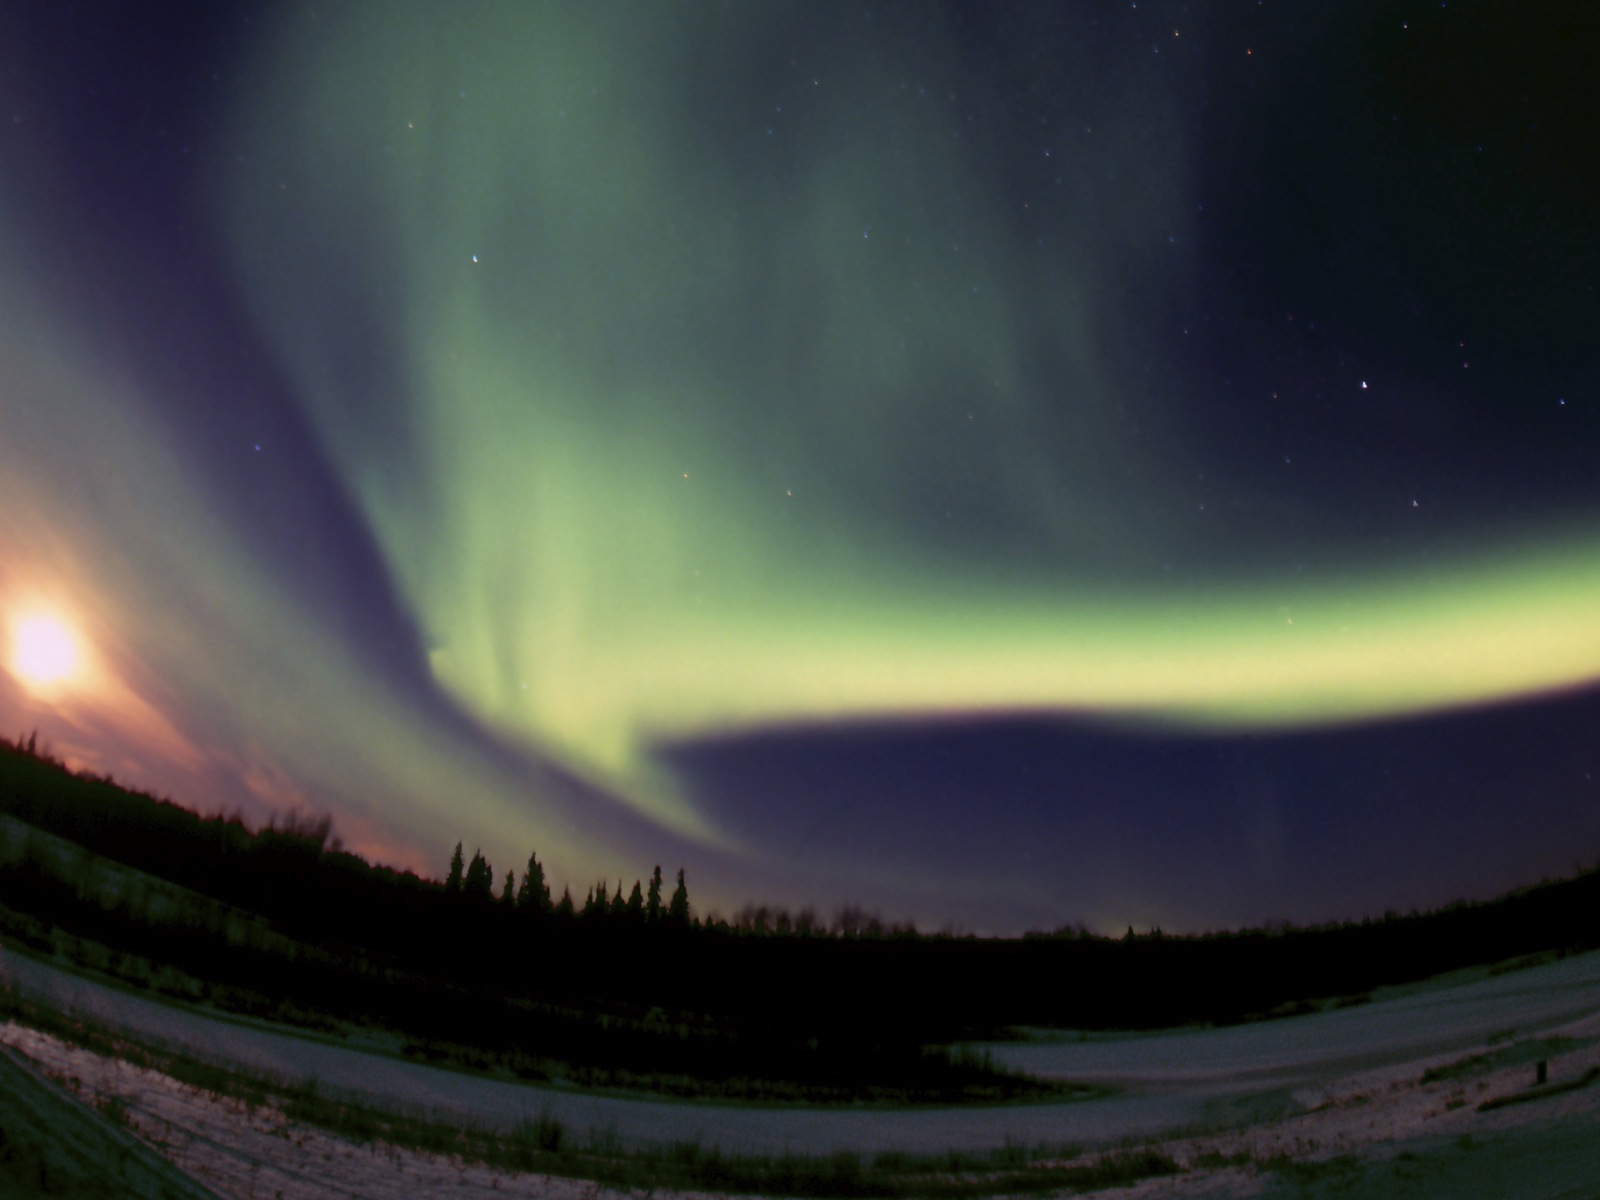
[981,949,1600,1087]
[2,945,1598,1196]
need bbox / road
[3,945,1598,1157]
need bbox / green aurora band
[222,5,1600,846]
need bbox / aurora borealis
[2,1,1597,932]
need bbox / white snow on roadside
[3,1014,1596,1199]
[3,949,1598,1198]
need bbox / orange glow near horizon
[10,612,81,691]
[2,591,210,776]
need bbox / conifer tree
[646,865,663,922]
[516,851,552,914]
[609,879,628,918]
[668,867,691,925]
[446,842,465,893]
[556,886,575,919]
[500,870,516,908]
[626,879,644,920]
[464,850,494,902]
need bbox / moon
[11,614,80,689]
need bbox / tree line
[5,729,1600,1038]
[435,840,933,940]
[442,842,691,927]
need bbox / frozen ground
[2,946,1598,1196]
[980,949,1600,1087]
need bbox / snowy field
[981,949,1600,1086]
[3,945,1598,1196]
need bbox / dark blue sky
[1,1,1597,932]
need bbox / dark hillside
[3,734,1598,1057]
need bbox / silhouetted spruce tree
[626,880,644,921]
[556,885,575,919]
[516,852,552,914]
[609,879,628,918]
[446,842,465,893]
[464,850,494,902]
[647,865,663,923]
[668,868,691,925]
[499,870,516,908]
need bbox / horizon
[6,727,1597,943]
[3,1,1599,936]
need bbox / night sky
[3,1,1598,934]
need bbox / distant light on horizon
[10,612,80,691]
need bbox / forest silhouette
[2,732,1597,1102]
